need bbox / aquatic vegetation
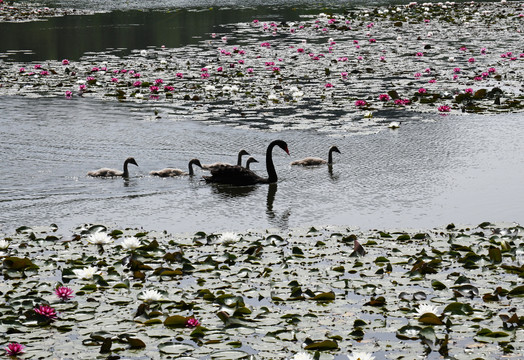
[1,222,523,358]
[55,286,74,301]
[4,343,25,357]
[0,1,522,134]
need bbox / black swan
[150,159,202,177]
[203,140,289,185]
[87,157,138,177]
[291,145,340,166]
[203,149,250,171]
[245,157,258,170]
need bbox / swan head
[189,159,203,168]
[126,157,139,167]
[330,146,341,154]
[239,149,250,157]
[246,157,258,164]
[272,140,290,155]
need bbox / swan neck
[123,160,129,177]
[266,143,277,183]
[328,149,333,164]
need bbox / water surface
[1,96,522,235]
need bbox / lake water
[1,95,522,235]
[0,0,523,236]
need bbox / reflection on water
[0,96,523,235]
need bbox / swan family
[87,140,341,186]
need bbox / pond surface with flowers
[0,0,524,359]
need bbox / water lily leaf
[304,340,338,351]
[364,296,386,307]
[443,302,474,315]
[311,292,335,301]
[100,338,112,353]
[476,328,509,337]
[164,315,188,327]
[418,313,444,325]
[488,247,502,263]
[3,257,38,270]
[432,280,447,290]
[158,342,195,355]
[128,337,146,349]
[508,285,524,297]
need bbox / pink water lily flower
[186,317,200,328]
[133,81,141,87]
[149,85,159,93]
[4,343,25,357]
[418,88,427,94]
[62,59,69,65]
[19,67,25,73]
[355,100,367,107]
[438,105,451,112]
[34,304,57,320]
[468,57,475,63]
[65,91,73,99]
[111,77,118,83]
[379,94,390,101]
[464,88,474,94]
[176,72,183,78]
[164,86,174,92]
[325,83,333,88]
[55,286,74,300]
[155,78,164,84]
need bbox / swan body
[203,149,250,171]
[245,157,258,170]
[291,145,340,166]
[203,140,289,185]
[150,159,202,177]
[87,157,138,178]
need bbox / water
[1,96,522,235]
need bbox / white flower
[404,328,420,338]
[0,239,9,250]
[217,232,240,245]
[86,232,113,245]
[347,352,375,360]
[415,302,440,316]
[291,352,313,360]
[73,266,101,279]
[363,111,373,119]
[140,289,163,302]
[121,237,141,250]
[140,49,148,57]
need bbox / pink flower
[34,305,57,320]
[474,76,483,81]
[480,48,487,54]
[79,84,86,91]
[238,59,244,64]
[453,74,459,80]
[164,85,174,92]
[459,46,467,52]
[353,40,359,44]
[272,67,280,72]
[4,343,25,357]
[428,79,436,83]
[34,64,42,69]
[260,42,271,48]
[355,100,367,107]
[155,78,164,84]
[414,72,421,78]
[201,67,208,72]
[216,66,223,72]
[176,72,183,78]
[133,81,141,87]
[86,76,95,82]
[379,56,386,61]
[40,70,49,76]
[91,67,99,72]
[416,52,424,57]
[418,88,427,94]
[247,68,254,74]
[357,56,363,60]
[65,91,73,99]
[438,105,451,112]
[424,68,431,73]
[253,19,259,24]
[424,19,430,23]
[62,59,69,65]
[111,77,118,83]
[186,317,200,328]
[297,48,305,53]
[201,73,210,79]
[149,85,159,93]
[488,67,496,73]
[341,72,348,79]
[468,57,475,63]
[464,88,474,94]
[133,73,141,78]
[265,61,275,66]
[379,94,390,101]
[453,67,461,73]
[55,286,74,300]
[325,83,333,88]
[367,22,374,28]
[369,38,376,43]
[19,67,25,73]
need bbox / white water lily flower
[347,352,375,360]
[217,232,240,245]
[140,49,148,57]
[141,289,163,302]
[291,352,313,360]
[404,328,420,338]
[416,302,440,316]
[0,240,9,249]
[121,236,141,250]
[86,232,113,245]
[73,266,101,280]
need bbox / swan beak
[285,147,290,155]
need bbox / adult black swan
[202,149,250,171]
[203,140,289,185]
[87,157,138,178]
[150,159,202,177]
[291,145,340,166]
